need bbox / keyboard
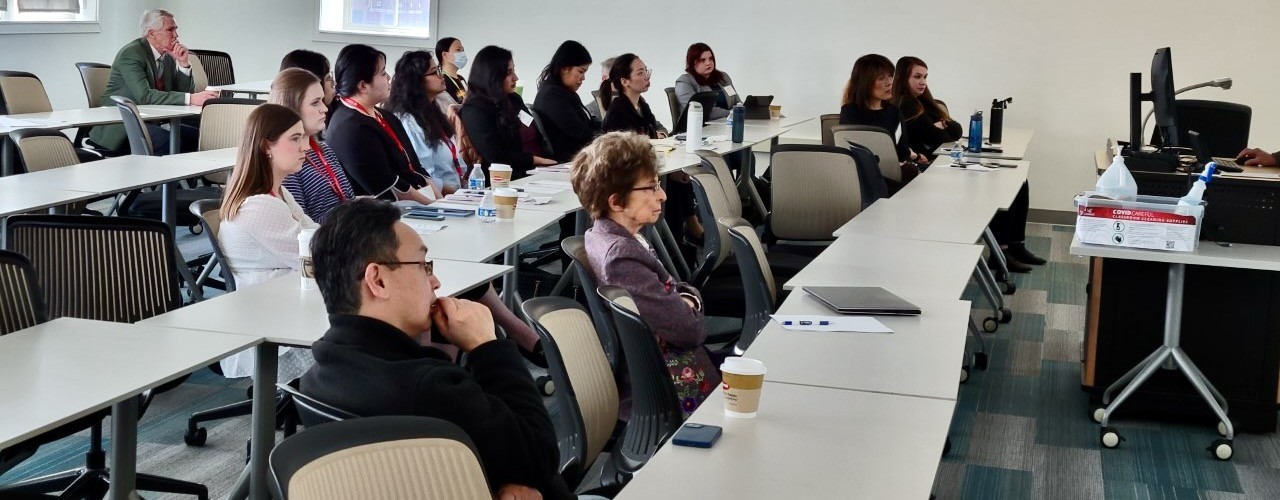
[1211,157,1246,173]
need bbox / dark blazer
[302,314,572,499]
[326,103,431,198]
[460,93,537,179]
[531,84,600,163]
[902,100,962,160]
[584,218,719,416]
[840,102,912,162]
[602,96,666,139]
[89,38,195,151]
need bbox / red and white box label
[1075,206,1199,252]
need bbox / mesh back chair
[75,62,112,108]
[522,297,621,491]
[0,216,208,499]
[190,198,236,292]
[189,49,235,86]
[720,217,777,353]
[590,89,604,118]
[528,107,556,159]
[561,237,621,372]
[1151,99,1252,157]
[198,97,261,184]
[277,383,358,428]
[597,286,684,476]
[768,144,862,242]
[110,95,155,155]
[10,128,78,173]
[831,124,902,184]
[694,150,743,218]
[269,416,491,500]
[664,87,681,127]
[0,71,52,115]
[111,95,219,228]
[0,250,44,335]
[842,140,890,208]
[819,113,842,147]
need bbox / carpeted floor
[5,223,1280,499]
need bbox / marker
[781,321,792,325]
[799,321,812,325]
[818,321,831,325]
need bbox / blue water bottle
[967,110,983,153]
[730,104,746,143]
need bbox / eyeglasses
[375,259,434,276]
[632,67,652,77]
[630,183,663,194]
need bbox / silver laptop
[802,286,922,316]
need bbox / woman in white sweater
[217,103,317,379]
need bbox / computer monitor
[1127,47,1179,151]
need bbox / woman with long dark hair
[459,45,557,180]
[532,40,599,162]
[674,42,739,121]
[386,50,466,194]
[326,44,441,204]
[840,54,927,186]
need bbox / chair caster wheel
[1209,439,1233,460]
[982,317,998,333]
[1003,281,1017,295]
[999,308,1012,323]
[1092,406,1106,424]
[537,376,555,396]
[973,352,988,370]
[959,367,969,383]
[1100,427,1122,448]
[184,426,207,446]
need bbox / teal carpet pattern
[5,224,1280,499]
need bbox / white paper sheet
[770,315,894,333]
[401,218,447,234]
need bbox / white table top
[784,233,983,300]
[0,105,202,136]
[832,197,991,244]
[213,80,272,95]
[0,182,98,217]
[9,154,232,195]
[404,209,563,262]
[1070,235,1280,271]
[168,147,237,166]
[940,127,1034,160]
[614,382,955,500]
[745,296,972,401]
[906,157,1030,211]
[510,172,582,215]
[140,260,511,346]
[0,318,259,449]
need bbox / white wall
[16,0,1280,212]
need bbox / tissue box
[1074,192,1204,252]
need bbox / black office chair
[190,49,235,87]
[597,286,685,479]
[561,236,622,373]
[276,383,357,427]
[719,217,779,353]
[0,250,44,336]
[663,87,681,127]
[109,95,219,231]
[1,217,208,499]
[269,416,492,500]
[1151,99,1252,157]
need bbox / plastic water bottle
[967,111,983,153]
[476,191,498,222]
[730,104,746,143]
[950,148,964,165]
[1179,162,1217,206]
[467,164,485,190]
[1096,154,1138,201]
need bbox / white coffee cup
[490,164,513,188]
[297,228,317,290]
[494,187,519,220]
[720,357,767,418]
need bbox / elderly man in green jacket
[89,9,219,155]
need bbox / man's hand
[190,90,220,106]
[171,42,192,68]
[430,297,496,352]
[495,484,542,500]
[1237,148,1278,167]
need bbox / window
[317,0,434,40]
[0,0,97,22]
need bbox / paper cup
[490,164,513,188]
[769,105,782,119]
[494,187,519,220]
[297,228,317,290]
[720,357,766,418]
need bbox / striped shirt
[281,141,356,223]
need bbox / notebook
[802,286,922,316]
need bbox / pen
[799,321,812,325]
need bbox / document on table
[401,218,447,234]
[533,164,571,174]
[0,116,66,128]
[771,315,893,333]
[948,163,995,173]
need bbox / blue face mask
[453,51,468,70]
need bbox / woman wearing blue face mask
[434,37,468,106]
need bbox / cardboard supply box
[1074,192,1204,252]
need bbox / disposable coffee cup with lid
[720,357,767,418]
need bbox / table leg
[162,182,205,302]
[981,228,1011,280]
[248,343,279,500]
[169,117,181,155]
[502,247,519,310]
[106,396,140,500]
[1,137,13,177]
[737,147,768,220]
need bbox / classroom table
[0,104,204,175]
[833,197,993,243]
[614,382,955,500]
[939,127,1034,160]
[0,318,259,500]
[212,80,272,98]
[782,233,984,300]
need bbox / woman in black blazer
[531,40,600,163]
[459,46,557,180]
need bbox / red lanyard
[306,138,347,202]
[443,137,464,179]
[340,97,414,167]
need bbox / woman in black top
[326,44,441,205]
[531,40,600,163]
[893,56,1044,270]
[601,54,704,243]
[435,37,469,106]
[893,56,962,161]
[840,54,928,185]
[459,46,557,180]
